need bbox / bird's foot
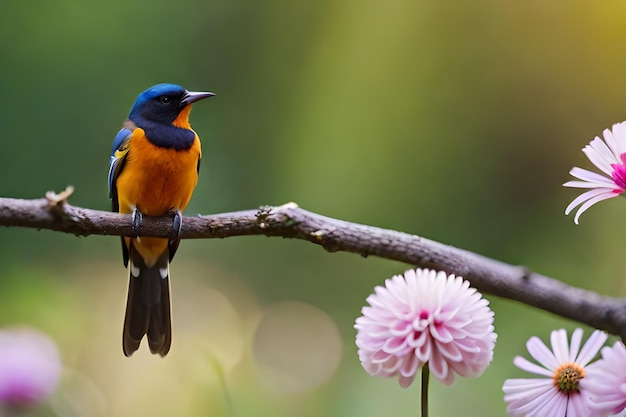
[169,208,182,238]
[132,208,143,234]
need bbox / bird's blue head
[128,83,214,125]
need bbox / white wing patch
[159,265,169,279]
[130,260,140,278]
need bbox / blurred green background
[2,0,626,415]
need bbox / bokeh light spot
[252,301,342,394]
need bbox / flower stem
[421,364,429,417]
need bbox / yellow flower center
[553,362,585,392]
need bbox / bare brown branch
[1,193,625,340]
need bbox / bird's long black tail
[123,244,172,357]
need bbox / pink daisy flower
[581,341,626,416]
[564,121,626,224]
[502,328,608,417]
[354,268,496,388]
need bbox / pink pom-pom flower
[581,341,626,416]
[0,328,62,408]
[355,268,496,387]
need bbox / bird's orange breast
[115,127,201,266]
[115,128,201,216]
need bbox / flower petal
[550,329,570,363]
[572,191,619,224]
[567,167,615,185]
[513,356,554,377]
[526,336,558,371]
[582,137,618,175]
[575,329,607,366]
[564,188,613,216]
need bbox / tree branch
[2,189,625,340]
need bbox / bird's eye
[160,96,171,104]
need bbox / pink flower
[354,268,496,387]
[581,341,626,416]
[0,328,62,407]
[564,121,626,224]
[502,328,608,417]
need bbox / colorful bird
[108,83,214,356]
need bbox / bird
[108,83,214,356]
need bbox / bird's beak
[181,91,215,106]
